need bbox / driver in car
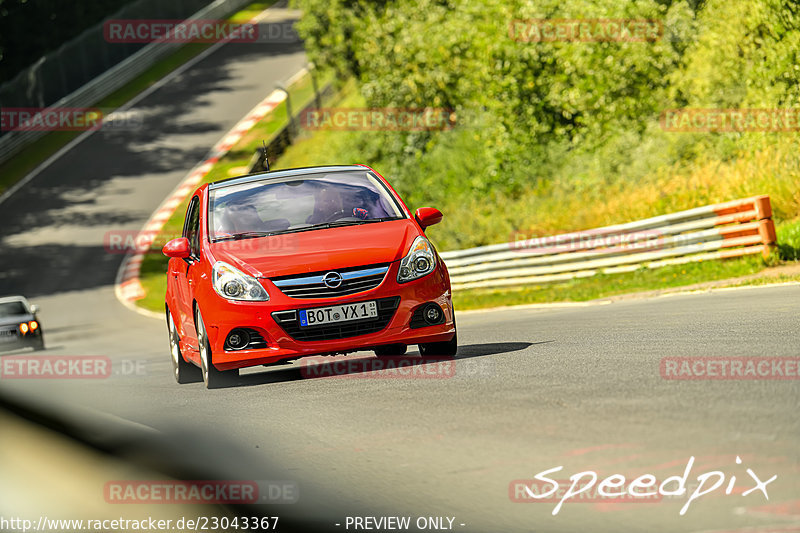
[306,185,364,224]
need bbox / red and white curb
[115,67,308,319]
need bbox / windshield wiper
[359,216,403,223]
[308,217,404,230]
[214,231,276,242]
[214,218,404,241]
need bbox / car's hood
[208,219,420,278]
[0,314,33,327]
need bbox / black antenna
[262,140,270,171]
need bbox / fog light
[424,304,442,324]
[226,328,250,350]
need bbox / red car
[163,165,457,388]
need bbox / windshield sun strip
[207,171,408,236]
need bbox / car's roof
[0,295,29,304]
[208,165,370,190]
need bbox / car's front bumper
[198,263,454,371]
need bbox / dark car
[0,296,45,352]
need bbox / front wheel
[419,327,458,358]
[195,308,238,389]
[167,306,200,384]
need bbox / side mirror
[30,304,39,314]
[163,237,191,258]
[414,207,443,229]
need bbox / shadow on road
[221,341,543,389]
[454,341,551,360]
[0,24,305,297]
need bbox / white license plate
[299,301,378,327]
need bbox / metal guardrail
[440,195,777,291]
[0,0,253,165]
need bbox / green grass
[0,1,277,195]
[776,218,800,261]
[135,69,335,313]
[135,75,800,313]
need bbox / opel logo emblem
[322,271,343,288]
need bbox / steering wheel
[321,209,348,222]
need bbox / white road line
[457,280,800,315]
[0,3,288,207]
[77,405,161,434]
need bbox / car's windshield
[0,301,27,317]
[208,170,404,240]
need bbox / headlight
[212,261,269,301]
[397,236,437,283]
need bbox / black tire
[33,337,45,351]
[419,326,458,358]
[167,306,201,384]
[195,308,238,389]
[374,343,407,357]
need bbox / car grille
[271,297,400,342]
[271,264,389,299]
[0,327,18,339]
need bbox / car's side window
[184,196,201,258]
